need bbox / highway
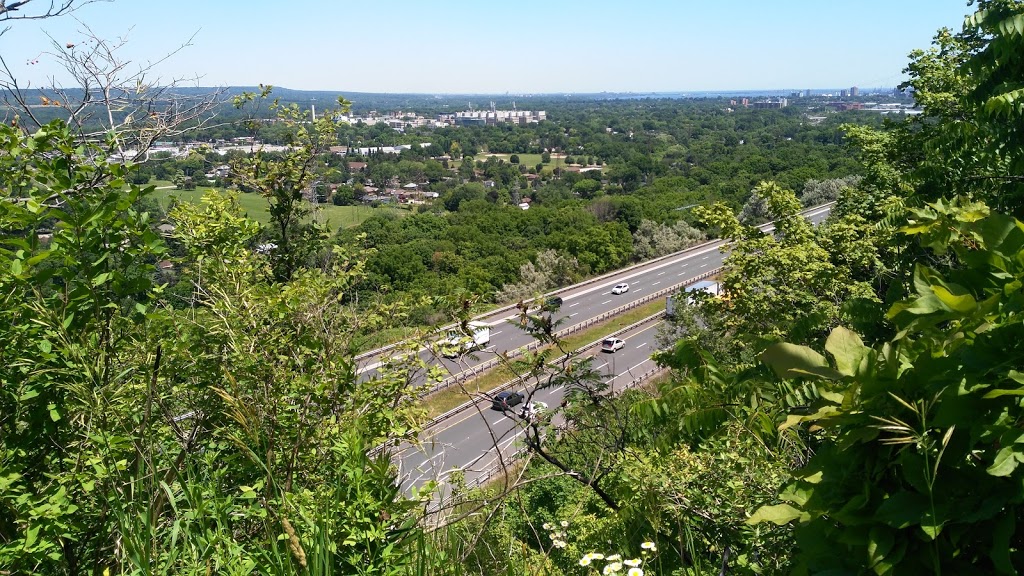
[357,204,833,390]
[386,204,834,501]
[395,317,665,498]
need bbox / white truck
[666,280,721,317]
[442,321,491,357]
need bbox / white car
[601,337,625,352]
[520,401,548,420]
[611,283,629,295]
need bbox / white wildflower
[607,554,622,561]
[579,556,592,567]
[640,541,657,552]
[627,568,644,576]
[624,558,641,567]
[604,561,623,574]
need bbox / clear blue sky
[0,0,974,93]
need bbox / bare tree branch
[1,19,221,162]
[0,0,105,29]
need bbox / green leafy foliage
[750,201,1024,574]
[0,119,437,574]
[689,181,879,357]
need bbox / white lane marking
[615,361,654,380]
[491,330,503,336]
[635,344,646,350]
[593,362,608,370]
[570,302,580,307]
[601,300,612,305]
[652,281,661,286]
[702,255,709,260]
[657,271,666,276]
[493,416,508,426]
[409,451,446,471]
[548,385,564,394]
[569,313,578,318]
[677,272,687,276]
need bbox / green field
[479,152,545,167]
[473,152,602,175]
[148,184,399,228]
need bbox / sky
[0,0,975,94]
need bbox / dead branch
[0,19,221,161]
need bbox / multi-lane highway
[359,204,833,391]
[384,203,834,502]
[396,317,665,497]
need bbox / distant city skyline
[0,0,974,94]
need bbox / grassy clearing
[353,326,421,353]
[479,152,544,167]
[423,299,666,419]
[148,183,397,229]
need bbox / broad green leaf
[920,521,942,540]
[987,446,1019,477]
[867,527,895,570]
[779,406,840,431]
[761,343,841,380]
[931,284,976,313]
[25,524,39,548]
[746,503,805,525]
[825,326,867,377]
[983,387,1024,399]
[875,492,928,529]
[991,510,1014,574]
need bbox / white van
[442,321,491,357]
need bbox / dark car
[491,391,524,411]
[527,295,564,315]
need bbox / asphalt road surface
[395,318,664,499]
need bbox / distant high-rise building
[840,89,849,98]
[752,98,788,109]
[804,89,812,98]
[851,86,859,97]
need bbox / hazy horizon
[0,0,973,94]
